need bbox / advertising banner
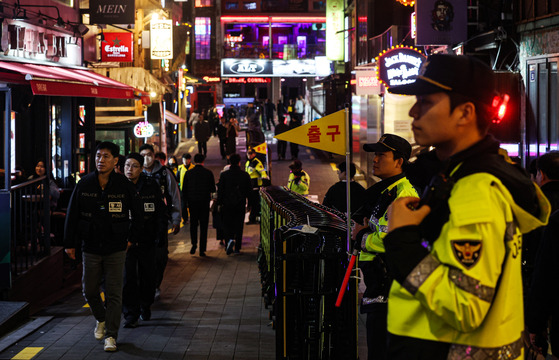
[356,70,381,96]
[415,0,467,45]
[150,20,173,60]
[221,58,332,77]
[101,32,133,62]
[89,0,135,25]
[377,47,426,88]
[326,0,344,61]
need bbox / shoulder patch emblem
[451,240,482,269]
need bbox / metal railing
[10,176,51,276]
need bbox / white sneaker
[104,336,117,352]
[94,321,105,340]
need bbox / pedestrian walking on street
[64,141,143,352]
[264,98,276,131]
[182,154,216,257]
[217,117,228,159]
[383,54,550,359]
[274,117,289,161]
[139,144,182,301]
[226,118,240,155]
[217,153,252,255]
[194,113,211,156]
[122,153,168,328]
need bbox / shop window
[195,0,214,6]
[244,1,257,10]
[195,17,211,60]
[225,1,239,10]
[312,0,326,11]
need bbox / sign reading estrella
[376,46,425,88]
[101,32,133,62]
[134,121,154,138]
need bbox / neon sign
[224,77,271,84]
[226,34,243,43]
[203,76,221,82]
[134,121,154,138]
[376,46,425,88]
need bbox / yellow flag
[253,142,267,154]
[275,110,346,155]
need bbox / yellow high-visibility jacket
[287,170,310,195]
[245,157,268,187]
[359,176,417,262]
[385,170,550,359]
[177,163,194,191]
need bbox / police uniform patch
[451,240,481,269]
[144,203,155,212]
[109,202,122,213]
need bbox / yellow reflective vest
[245,157,268,187]
[359,176,418,262]
[287,170,310,195]
[386,171,550,359]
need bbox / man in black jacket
[64,141,143,352]
[182,153,216,256]
[217,153,252,255]
[122,153,168,328]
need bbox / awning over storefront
[96,115,144,125]
[164,110,186,124]
[91,67,171,98]
[0,61,136,99]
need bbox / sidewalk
[0,131,367,359]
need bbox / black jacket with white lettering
[63,170,143,255]
[133,173,169,247]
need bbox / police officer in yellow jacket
[383,54,550,359]
[287,159,310,196]
[351,134,418,360]
[176,153,195,224]
[245,148,268,224]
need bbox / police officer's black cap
[363,134,412,161]
[388,54,497,106]
[289,159,302,171]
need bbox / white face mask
[143,154,154,168]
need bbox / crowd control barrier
[258,186,358,360]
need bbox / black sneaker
[140,308,151,321]
[190,245,197,255]
[226,240,235,255]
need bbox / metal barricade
[259,186,358,360]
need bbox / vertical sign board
[151,20,173,60]
[415,0,467,45]
[326,0,344,61]
[0,192,11,289]
[101,32,133,62]
[89,0,135,25]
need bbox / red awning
[0,61,136,99]
[164,110,186,124]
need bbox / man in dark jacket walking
[182,153,216,256]
[121,153,168,328]
[194,113,211,156]
[217,153,251,255]
[64,141,143,352]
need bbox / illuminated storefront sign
[411,12,417,39]
[376,46,425,88]
[225,77,271,84]
[221,58,332,77]
[101,32,133,62]
[89,0,135,25]
[326,0,344,61]
[150,19,173,59]
[203,76,221,82]
[226,34,243,43]
[356,70,381,95]
[134,121,154,138]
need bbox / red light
[492,94,510,124]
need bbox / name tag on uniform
[109,202,122,213]
[144,203,155,212]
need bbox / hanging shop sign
[89,0,135,25]
[150,20,173,60]
[134,121,154,138]
[326,0,344,61]
[376,46,425,88]
[356,70,381,96]
[101,32,133,62]
[221,58,332,78]
[415,0,466,45]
